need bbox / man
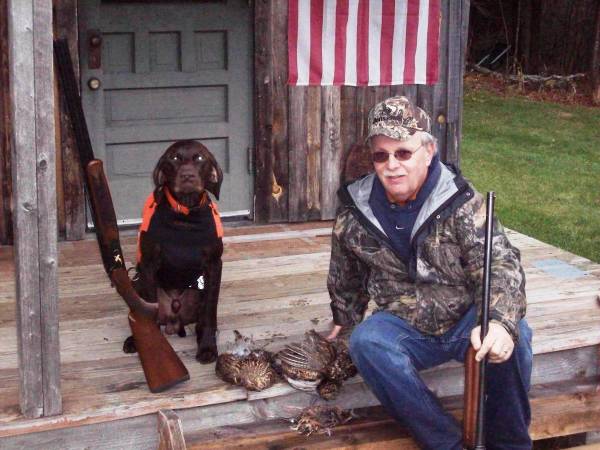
[326,96,533,450]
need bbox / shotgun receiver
[54,39,189,392]
[463,192,496,450]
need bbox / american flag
[288,0,441,86]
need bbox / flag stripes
[288,0,440,86]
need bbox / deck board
[0,222,598,440]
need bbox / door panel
[79,0,253,223]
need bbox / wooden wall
[53,0,86,241]
[0,0,13,245]
[0,0,471,243]
[255,0,471,222]
[0,0,84,245]
[6,0,61,418]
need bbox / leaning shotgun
[54,38,189,392]
[463,192,496,450]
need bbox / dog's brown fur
[124,140,223,364]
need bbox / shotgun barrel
[84,160,158,317]
[463,191,496,450]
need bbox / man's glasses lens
[372,150,413,163]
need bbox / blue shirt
[369,153,442,263]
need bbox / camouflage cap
[366,96,432,144]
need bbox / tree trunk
[562,1,576,74]
[512,0,521,71]
[593,0,600,105]
[518,0,532,73]
[528,0,542,73]
[567,2,588,75]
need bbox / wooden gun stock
[463,346,481,450]
[129,312,190,393]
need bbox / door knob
[88,30,102,69]
[88,77,101,90]
[89,34,102,48]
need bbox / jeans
[348,306,533,450]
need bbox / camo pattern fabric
[366,96,432,143]
[327,190,527,342]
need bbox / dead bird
[215,330,277,391]
[275,329,358,400]
[316,379,341,401]
[326,339,358,382]
[276,330,337,392]
[289,405,355,436]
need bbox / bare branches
[470,64,585,94]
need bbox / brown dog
[123,140,224,363]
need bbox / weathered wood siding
[0,0,84,244]
[0,0,13,245]
[53,0,85,241]
[255,0,470,222]
[7,0,61,417]
[0,0,471,242]
[254,0,289,222]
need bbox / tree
[593,0,600,105]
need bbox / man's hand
[326,324,343,341]
[470,322,514,363]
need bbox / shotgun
[54,38,189,392]
[463,192,496,450]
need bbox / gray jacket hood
[342,162,465,242]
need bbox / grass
[460,85,600,263]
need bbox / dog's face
[153,140,223,200]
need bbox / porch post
[7,0,61,417]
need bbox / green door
[79,0,253,224]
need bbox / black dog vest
[137,188,223,289]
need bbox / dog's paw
[123,336,137,354]
[196,327,218,364]
[196,347,218,364]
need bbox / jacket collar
[341,161,463,241]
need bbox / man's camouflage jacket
[327,163,527,342]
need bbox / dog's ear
[152,154,167,188]
[205,152,223,200]
[152,152,171,203]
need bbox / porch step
[1,224,599,450]
[185,406,417,450]
[184,380,600,450]
[158,410,186,450]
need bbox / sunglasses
[371,144,424,163]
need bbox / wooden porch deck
[0,222,599,449]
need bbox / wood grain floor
[0,222,598,439]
